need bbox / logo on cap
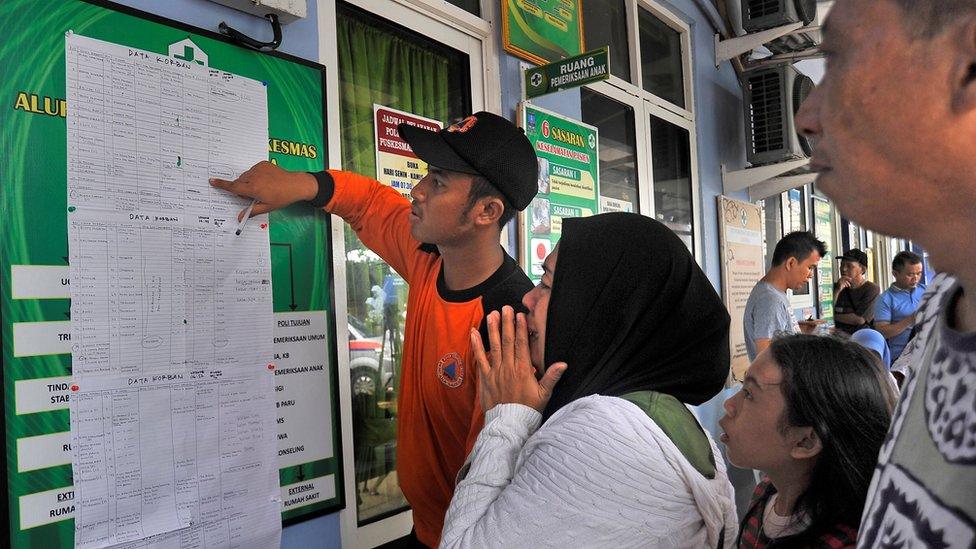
[447,116,478,133]
[436,352,465,388]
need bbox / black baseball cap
[397,111,538,210]
[838,249,869,268]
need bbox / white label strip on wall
[19,485,74,530]
[17,431,72,472]
[15,376,73,415]
[280,475,336,512]
[11,265,70,299]
[12,321,72,357]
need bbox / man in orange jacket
[211,111,538,547]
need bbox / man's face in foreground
[795,0,970,241]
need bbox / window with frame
[582,0,631,81]
[336,1,471,526]
[639,6,685,108]
[581,1,697,255]
[581,88,639,213]
[650,115,693,250]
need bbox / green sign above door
[524,47,610,99]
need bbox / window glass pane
[650,115,693,252]
[582,0,630,82]
[337,2,471,525]
[763,196,783,265]
[581,88,638,213]
[780,187,806,233]
[639,8,685,108]
[445,0,480,17]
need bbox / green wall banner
[812,197,835,323]
[502,0,585,65]
[519,103,599,281]
[0,2,342,547]
[524,46,609,99]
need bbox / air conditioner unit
[741,0,817,53]
[208,0,307,23]
[743,64,815,166]
[742,0,816,31]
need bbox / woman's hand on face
[470,306,568,413]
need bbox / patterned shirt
[737,478,858,548]
[858,273,976,548]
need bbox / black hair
[463,175,515,228]
[771,231,827,267]
[892,250,923,272]
[891,0,976,38]
[769,335,895,542]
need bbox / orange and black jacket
[313,170,532,546]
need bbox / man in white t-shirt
[796,0,976,545]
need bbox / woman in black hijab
[440,213,737,549]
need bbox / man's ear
[789,426,823,460]
[784,256,798,272]
[473,197,505,227]
[951,17,976,113]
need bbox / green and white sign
[519,103,599,281]
[503,0,584,65]
[1,2,342,547]
[525,47,609,99]
[812,197,835,324]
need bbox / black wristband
[307,171,335,208]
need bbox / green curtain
[336,9,457,520]
[336,8,453,325]
[336,11,451,178]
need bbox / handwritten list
[66,33,280,549]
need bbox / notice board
[0,1,343,547]
[717,196,765,382]
[518,103,599,282]
[812,196,835,323]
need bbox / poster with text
[718,197,765,383]
[519,103,599,281]
[812,197,835,323]
[373,105,442,198]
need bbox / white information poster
[273,311,334,468]
[372,104,442,197]
[65,33,280,549]
[718,196,766,382]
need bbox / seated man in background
[874,251,925,362]
[832,249,879,335]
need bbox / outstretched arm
[210,161,317,219]
[213,163,421,281]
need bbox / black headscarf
[541,213,730,421]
